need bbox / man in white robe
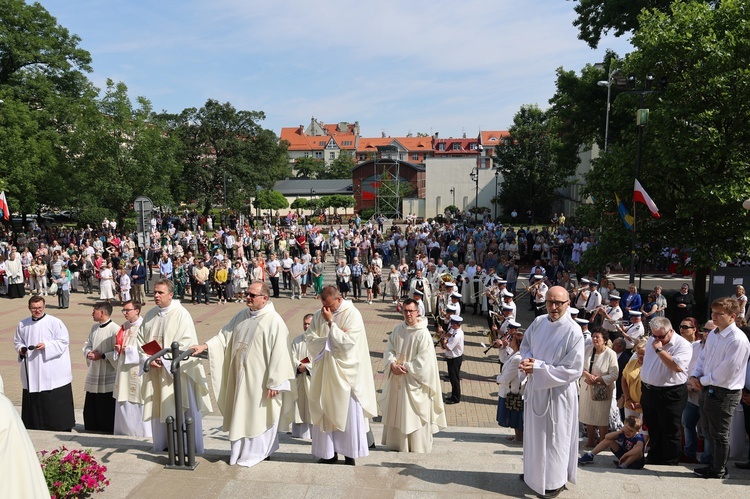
[289,313,314,438]
[519,285,584,498]
[139,279,212,453]
[306,285,378,465]
[0,375,51,499]
[13,295,75,431]
[83,301,119,433]
[379,298,446,452]
[113,300,151,437]
[408,269,432,314]
[191,282,295,467]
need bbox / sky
[41,0,633,138]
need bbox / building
[278,117,360,168]
[355,136,434,164]
[272,179,353,216]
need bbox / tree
[254,189,288,212]
[569,0,677,49]
[294,156,324,178]
[494,105,574,223]
[322,150,356,179]
[581,0,750,300]
[0,0,96,218]
[67,80,181,225]
[168,99,290,215]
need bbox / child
[579,415,646,469]
[119,268,131,303]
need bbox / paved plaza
[1,271,748,497]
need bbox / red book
[115,326,125,348]
[142,340,163,356]
[300,357,310,364]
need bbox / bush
[76,207,116,229]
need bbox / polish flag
[633,180,660,218]
[0,191,9,220]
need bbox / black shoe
[317,453,338,464]
[519,474,524,481]
[369,442,376,449]
[694,466,728,479]
[445,399,459,405]
[735,461,750,470]
[344,456,356,466]
[542,485,567,498]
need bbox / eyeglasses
[679,325,694,329]
[402,308,419,314]
[545,300,569,308]
[246,293,268,299]
[121,309,136,313]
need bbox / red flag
[0,191,9,220]
[633,180,660,218]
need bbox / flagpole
[629,93,645,285]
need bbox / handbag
[48,282,59,295]
[589,350,610,401]
[505,392,524,411]
[591,383,609,401]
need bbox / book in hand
[142,340,163,356]
[300,357,310,364]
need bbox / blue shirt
[159,259,173,278]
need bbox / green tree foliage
[582,0,750,290]
[169,99,290,215]
[67,80,181,225]
[494,105,574,223]
[254,189,288,211]
[0,0,96,217]
[290,197,309,211]
[323,150,356,179]
[569,0,677,49]
[294,156,324,178]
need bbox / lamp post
[494,171,499,221]
[617,72,664,284]
[597,68,621,153]
[450,187,455,207]
[469,167,479,223]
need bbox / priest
[379,298,446,452]
[139,279,212,453]
[306,285,377,465]
[82,301,119,433]
[191,282,295,466]
[289,313,314,439]
[519,285,584,498]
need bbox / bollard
[165,416,175,466]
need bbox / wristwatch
[655,347,663,353]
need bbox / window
[314,151,323,159]
[437,143,445,151]
[304,152,310,158]
[329,152,335,160]
[469,143,478,150]
[452,143,462,151]
[412,154,419,161]
[342,140,352,146]
[399,153,404,160]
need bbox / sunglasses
[679,325,694,329]
[246,292,267,299]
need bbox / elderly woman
[496,327,525,443]
[386,265,401,304]
[579,331,619,447]
[622,338,648,420]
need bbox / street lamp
[597,68,621,153]
[494,170,499,221]
[449,187,455,207]
[469,167,479,223]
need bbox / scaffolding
[375,145,401,218]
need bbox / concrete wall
[422,158,500,219]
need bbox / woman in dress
[386,265,401,304]
[579,331,619,447]
[232,261,247,302]
[496,327,525,442]
[363,264,374,304]
[99,261,116,303]
[734,285,748,318]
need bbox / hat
[497,279,507,285]
[569,307,580,316]
[412,290,424,296]
[629,310,642,317]
[575,318,590,325]
[501,289,514,298]
[609,293,621,300]
[449,315,463,324]
[507,320,521,329]
[580,278,590,285]
[450,292,462,299]
[502,305,514,311]
[532,275,543,281]
[445,282,456,288]
[446,303,458,311]
[588,281,599,287]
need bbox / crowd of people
[4,210,750,498]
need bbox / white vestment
[290,332,313,438]
[0,384,51,499]
[408,277,433,314]
[139,300,212,452]
[206,302,295,466]
[306,299,377,459]
[83,321,119,393]
[379,317,447,452]
[13,314,73,392]
[113,318,151,437]
[520,312,584,496]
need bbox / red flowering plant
[38,446,110,498]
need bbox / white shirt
[640,333,691,387]
[622,321,645,349]
[691,323,750,390]
[602,305,622,332]
[444,327,464,358]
